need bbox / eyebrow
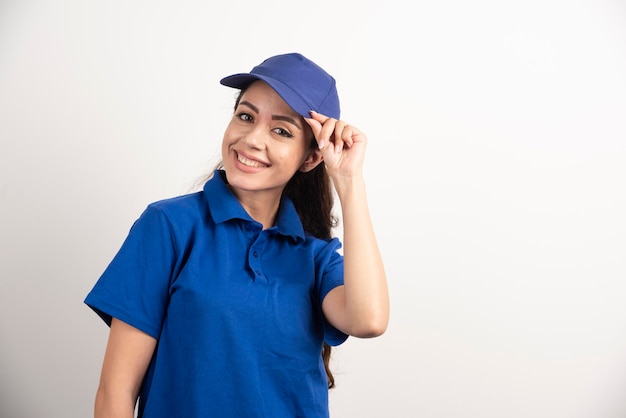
[239,100,302,130]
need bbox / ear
[299,149,324,172]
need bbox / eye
[236,112,253,122]
[272,127,294,138]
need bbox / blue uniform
[85,170,348,417]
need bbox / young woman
[85,52,389,417]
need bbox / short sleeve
[316,237,349,346]
[84,205,177,339]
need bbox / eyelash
[235,112,294,138]
[274,127,293,138]
[237,112,253,122]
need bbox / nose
[242,124,266,150]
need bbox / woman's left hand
[305,111,367,179]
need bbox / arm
[306,112,389,338]
[95,318,157,418]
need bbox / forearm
[94,385,137,418]
[333,175,389,337]
[94,318,155,418]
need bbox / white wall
[1,1,625,417]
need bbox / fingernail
[318,139,325,149]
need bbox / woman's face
[221,80,318,200]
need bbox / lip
[233,150,270,172]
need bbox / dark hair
[283,153,338,389]
[230,87,339,388]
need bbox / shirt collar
[204,170,305,242]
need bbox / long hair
[282,159,338,389]
[215,87,339,388]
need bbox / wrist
[331,174,366,199]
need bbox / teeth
[238,153,266,168]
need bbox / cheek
[222,123,238,146]
[276,146,310,170]
[272,143,298,160]
[221,130,235,161]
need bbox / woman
[85,52,389,417]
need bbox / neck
[230,187,281,229]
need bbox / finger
[336,120,357,152]
[309,111,362,151]
[332,120,348,153]
[309,110,330,124]
[304,117,332,149]
[318,118,338,151]
[340,124,355,147]
[304,117,323,145]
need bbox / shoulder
[131,191,211,242]
[148,191,205,212]
[303,234,343,261]
[146,191,208,221]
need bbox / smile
[237,152,269,168]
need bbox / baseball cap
[220,53,340,120]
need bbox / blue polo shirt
[85,170,348,417]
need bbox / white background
[1,1,625,417]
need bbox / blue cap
[220,53,340,119]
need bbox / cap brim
[220,73,312,119]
